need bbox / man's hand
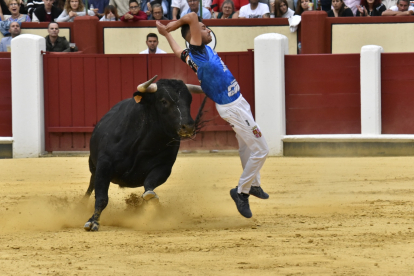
[156,21,168,36]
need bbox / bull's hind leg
[84,161,111,232]
[142,165,172,202]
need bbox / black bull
[83,77,206,231]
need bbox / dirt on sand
[0,155,413,276]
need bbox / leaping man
[156,12,269,218]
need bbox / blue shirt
[181,7,211,19]
[181,44,240,105]
[0,37,12,52]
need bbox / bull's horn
[186,84,204,94]
[137,75,158,93]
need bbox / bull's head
[134,76,206,139]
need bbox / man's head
[181,19,212,45]
[44,0,54,9]
[129,0,140,15]
[146,33,159,53]
[397,0,410,11]
[187,0,200,12]
[48,22,59,38]
[9,22,21,38]
[151,3,163,19]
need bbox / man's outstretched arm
[165,12,202,46]
[156,21,183,59]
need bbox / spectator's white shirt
[140,48,167,54]
[171,0,211,12]
[389,5,414,11]
[181,7,212,18]
[282,7,295,18]
[239,3,270,18]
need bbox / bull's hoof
[84,220,100,232]
[142,190,159,203]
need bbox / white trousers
[216,95,269,194]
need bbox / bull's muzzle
[178,124,195,138]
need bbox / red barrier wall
[285,54,361,134]
[381,53,414,134]
[0,55,11,137]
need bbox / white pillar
[12,34,46,158]
[360,45,383,135]
[254,33,288,156]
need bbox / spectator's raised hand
[356,5,365,15]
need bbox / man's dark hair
[129,0,139,5]
[48,22,59,28]
[147,33,158,41]
[180,16,202,40]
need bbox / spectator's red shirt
[120,10,147,21]
[212,0,249,12]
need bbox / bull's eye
[161,99,168,106]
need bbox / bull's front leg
[84,161,112,232]
[142,165,172,202]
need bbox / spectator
[140,33,166,53]
[1,0,30,22]
[356,0,386,15]
[45,22,73,52]
[120,0,147,21]
[382,0,413,15]
[171,0,211,19]
[214,0,239,18]
[99,4,120,20]
[295,0,309,15]
[27,0,44,17]
[271,0,293,17]
[327,0,354,16]
[142,0,168,18]
[147,3,168,19]
[0,0,26,17]
[32,0,62,22]
[181,0,211,19]
[108,0,129,16]
[88,0,109,17]
[56,0,95,22]
[212,0,249,12]
[239,0,270,18]
[0,21,20,52]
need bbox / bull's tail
[85,156,96,197]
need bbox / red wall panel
[285,54,361,135]
[381,53,414,134]
[0,58,12,137]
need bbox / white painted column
[254,33,288,156]
[11,34,46,158]
[360,45,383,135]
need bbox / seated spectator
[295,0,310,15]
[32,0,62,22]
[56,0,95,22]
[271,0,294,17]
[1,0,30,22]
[0,0,26,17]
[0,21,20,52]
[142,0,169,18]
[45,22,74,52]
[120,0,147,21]
[88,0,109,18]
[382,0,413,15]
[356,0,386,15]
[99,4,120,20]
[239,0,270,18]
[212,0,249,12]
[181,0,211,19]
[140,33,166,54]
[327,0,354,16]
[214,0,239,18]
[147,3,168,19]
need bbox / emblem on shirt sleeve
[227,79,240,97]
[252,126,262,138]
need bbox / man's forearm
[165,33,183,59]
[172,7,179,19]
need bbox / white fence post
[12,34,46,158]
[360,45,383,135]
[254,33,288,156]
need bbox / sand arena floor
[0,154,413,275]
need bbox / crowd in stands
[0,0,411,52]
